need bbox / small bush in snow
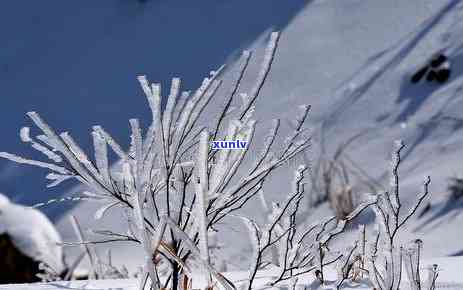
[366,141,431,290]
[239,165,377,290]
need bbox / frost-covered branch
[403,239,439,290]
[367,141,432,290]
[335,243,358,290]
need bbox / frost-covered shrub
[366,141,431,290]
[0,31,315,290]
[238,165,377,290]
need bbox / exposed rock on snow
[0,193,65,283]
[0,234,41,284]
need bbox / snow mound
[0,193,65,274]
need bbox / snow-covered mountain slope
[0,193,65,274]
[4,0,463,275]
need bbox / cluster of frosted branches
[0,31,315,290]
[366,141,431,290]
[238,165,378,290]
[323,142,435,290]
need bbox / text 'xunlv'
[210,140,248,150]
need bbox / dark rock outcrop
[0,233,41,284]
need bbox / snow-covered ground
[2,0,463,289]
[2,257,463,290]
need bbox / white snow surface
[1,258,463,290]
[0,193,65,274]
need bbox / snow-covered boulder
[0,193,65,283]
